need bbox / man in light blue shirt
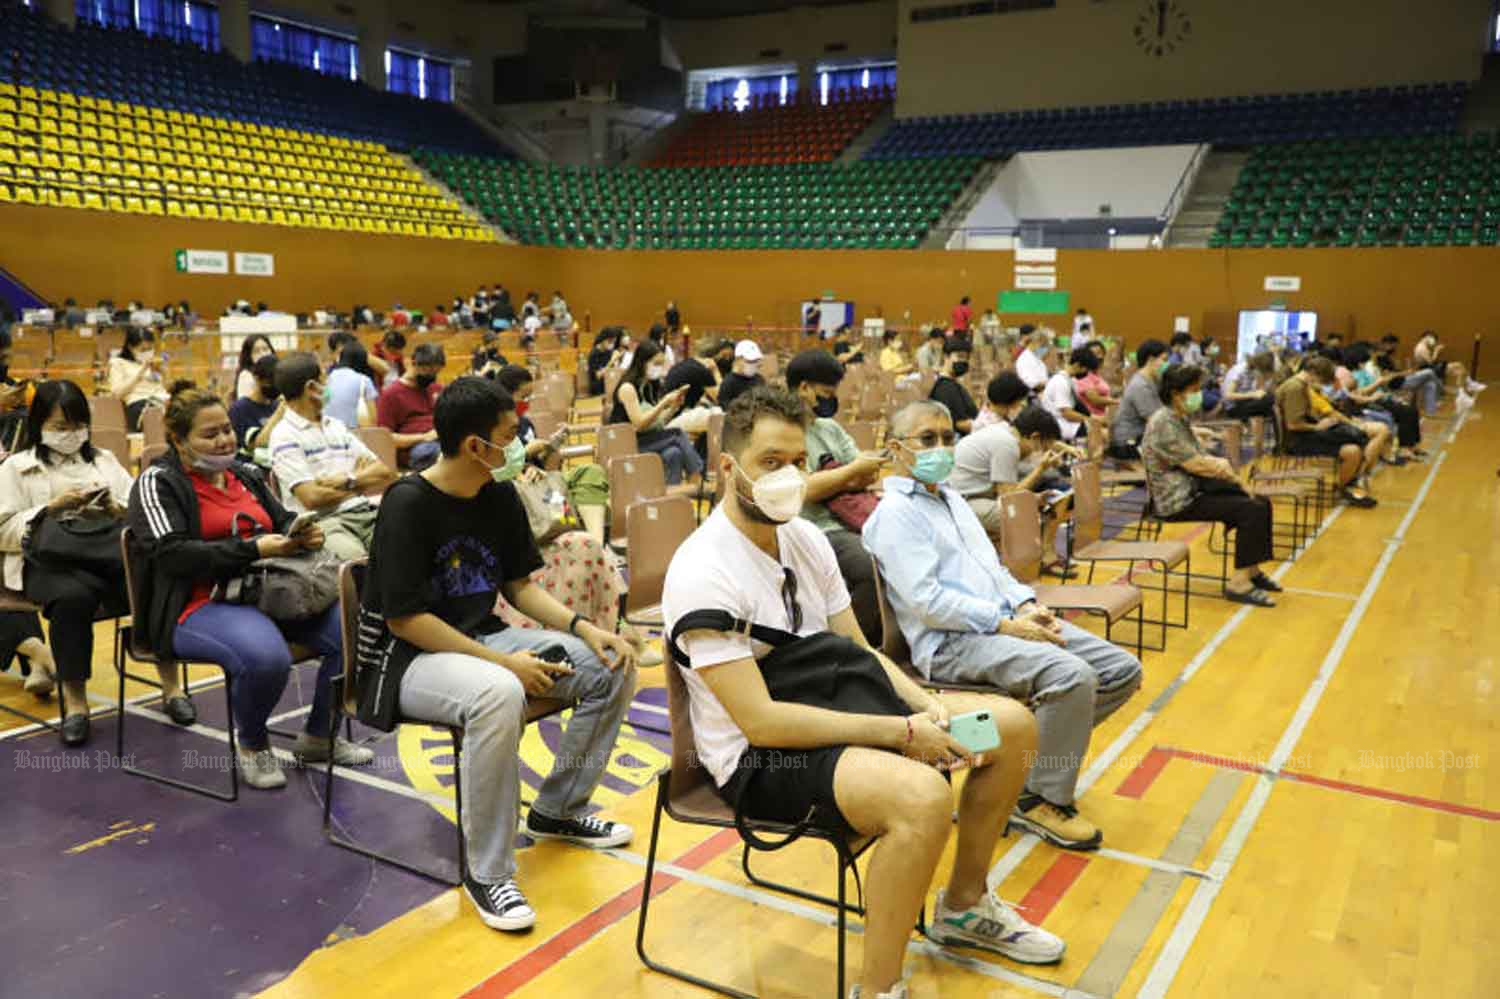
[863,400,1143,852]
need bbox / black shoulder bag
[667,610,911,851]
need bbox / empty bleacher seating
[652,91,889,168]
[0,81,493,238]
[1211,132,1500,248]
[866,85,1468,160]
[0,3,504,156]
[414,151,981,249]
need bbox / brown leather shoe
[1011,795,1102,850]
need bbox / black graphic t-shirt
[363,474,543,637]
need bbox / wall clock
[1134,0,1192,57]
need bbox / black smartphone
[537,645,572,666]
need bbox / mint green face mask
[1184,390,1204,413]
[488,437,527,481]
[909,445,955,484]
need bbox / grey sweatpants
[397,627,636,882]
[926,620,1141,806]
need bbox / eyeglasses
[899,431,957,449]
[780,567,803,632]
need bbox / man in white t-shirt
[1014,327,1052,392]
[1072,308,1092,343]
[951,404,1067,538]
[1040,347,1097,443]
[661,387,1063,997]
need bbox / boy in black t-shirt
[358,377,638,933]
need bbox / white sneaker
[929,888,1066,964]
[293,733,376,766]
[237,748,287,790]
[1455,390,1475,415]
[849,981,908,999]
[1466,378,1486,393]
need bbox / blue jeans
[1403,368,1441,414]
[407,439,440,471]
[173,602,343,750]
[639,428,704,485]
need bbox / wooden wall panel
[3,207,1495,361]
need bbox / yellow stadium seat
[165,199,183,216]
[107,194,125,212]
[0,183,10,203]
[125,196,144,213]
[183,201,201,218]
[145,198,163,215]
[60,189,82,209]
[201,203,220,220]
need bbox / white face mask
[742,362,761,378]
[733,460,806,524]
[41,429,88,456]
[137,350,155,364]
[646,364,667,381]
[191,447,236,473]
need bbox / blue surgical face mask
[905,443,955,484]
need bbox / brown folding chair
[89,425,132,471]
[694,410,726,518]
[322,561,572,884]
[607,452,665,545]
[597,422,638,467]
[1064,461,1188,650]
[636,650,876,999]
[999,490,1147,657]
[139,443,169,470]
[844,419,880,452]
[1223,422,1313,558]
[140,404,166,448]
[88,394,127,431]
[623,495,695,631]
[354,425,398,472]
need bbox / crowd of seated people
[0,311,1478,999]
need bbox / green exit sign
[174,249,187,272]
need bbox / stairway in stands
[1166,150,1249,247]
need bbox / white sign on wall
[234,252,275,277]
[1015,247,1058,263]
[1014,273,1058,290]
[175,248,229,274]
[1264,275,1301,292]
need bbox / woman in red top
[127,382,373,789]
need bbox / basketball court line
[1136,433,1456,999]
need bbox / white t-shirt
[661,506,852,788]
[1015,348,1049,390]
[522,315,542,338]
[1041,370,1082,441]
[1073,313,1092,338]
[950,421,1020,496]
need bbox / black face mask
[813,395,839,419]
[951,361,970,377]
[260,384,280,401]
[716,357,733,375]
[414,373,437,389]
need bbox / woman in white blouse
[0,380,190,745]
[108,328,170,432]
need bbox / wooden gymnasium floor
[2,394,1495,999]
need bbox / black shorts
[1288,425,1366,457]
[716,745,854,836]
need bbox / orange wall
[4,207,1497,360]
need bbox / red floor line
[1114,746,1173,799]
[1013,853,1089,924]
[466,827,741,997]
[1156,747,1500,822]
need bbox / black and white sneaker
[463,874,536,932]
[524,811,633,849]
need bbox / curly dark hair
[721,386,809,458]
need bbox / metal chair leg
[119,657,239,801]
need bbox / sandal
[1250,573,1283,593]
[1225,587,1276,607]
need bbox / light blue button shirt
[862,475,1036,674]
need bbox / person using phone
[662,388,1057,997]
[0,380,176,746]
[607,339,703,486]
[108,328,171,432]
[865,400,1143,852]
[358,377,638,934]
[128,380,372,788]
[268,353,396,560]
